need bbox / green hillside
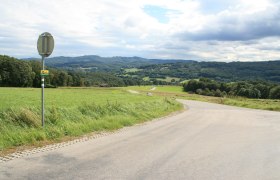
[122,61,280,83]
[26,55,280,83]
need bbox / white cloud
[0,0,280,61]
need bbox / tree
[255,83,271,99]
[183,78,279,99]
[29,61,42,87]
[269,86,280,99]
[0,55,33,87]
[214,89,223,97]
[196,88,203,95]
[184,80,200,92]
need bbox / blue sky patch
[199,0,235,14]
[143,5,175,24]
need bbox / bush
[196,89,203,95]
[269,86,280,99]
[214,89,223,97]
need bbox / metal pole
[41,56,45,127]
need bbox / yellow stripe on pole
[40,70,49,75]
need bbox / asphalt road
[1,100,280,180]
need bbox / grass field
[125,85,184,93]
[156,77,181,82]
[123,86,280,111]
[124,68,141,73]
[0,88,163,110]
[142,77,181,82]
[0,87,182,153]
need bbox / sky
[1,0,280,61]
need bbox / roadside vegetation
[183,78,280,99]
[123,85,280,111]
[0,88,182,153]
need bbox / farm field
[0,87,166,110]
[0,87,182,154]
[123,86,280,111]
[124,68,141,73]
[141,76,180,82]
[125,85,185,93]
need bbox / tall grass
[0,93,182,152]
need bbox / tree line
[0,55,147,87]
[183,78,280,99]
[125,61,280,83]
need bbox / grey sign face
[37,32,54,57]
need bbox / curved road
[1,100,280,180]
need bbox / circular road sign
[37,32,54,57]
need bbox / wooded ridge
[1,55,280,88]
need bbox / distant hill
[22,55,280,83]
[30,55,194,72]
[125,61,280,83]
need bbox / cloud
[176,0,280,41]
[0,0,280,61]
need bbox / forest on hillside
[37,55,190,73]
[29,55,280,86]
[0,55,146,87]
[33,55,280,84]
[124,61,280,84]
[1,55,280,100]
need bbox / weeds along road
[1,100,280,180]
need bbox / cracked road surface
[1,100,280,180]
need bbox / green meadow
[0,87,182,153]
[124,68,141,73]
[125,85,184,93]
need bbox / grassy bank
[0,88,182,153]
[123,86,280,111]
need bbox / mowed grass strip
[123,86,280,111]
[0,88,182,153]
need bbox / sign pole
[41,56,45,127]
[37,32,54,128]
